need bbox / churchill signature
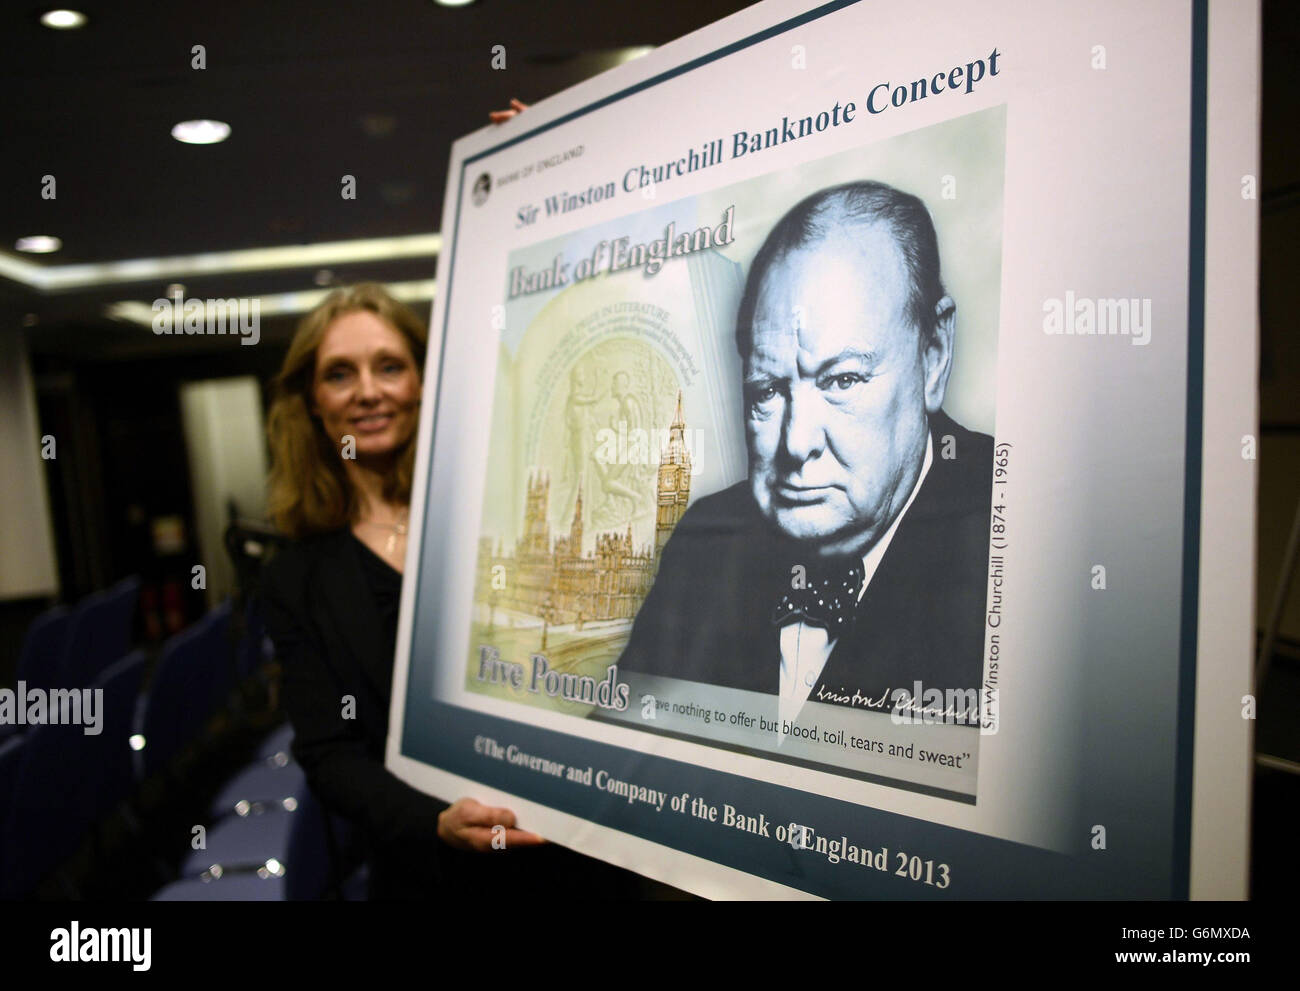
[813,685,893,710]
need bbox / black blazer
[262,530,449,873]
[618,410,993,711]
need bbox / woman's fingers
[501,827,546,846]
[456,800,517,829]
[461,826,545,852]
[489,99,529,124]
[439,797,543,850]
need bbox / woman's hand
[489,98,528,124]
[437,796,545,852]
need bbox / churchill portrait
[618,180,993,719]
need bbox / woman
[261,283,548,898]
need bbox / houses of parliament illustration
[476,393,692,627]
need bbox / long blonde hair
[266,283,429,538]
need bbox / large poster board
[388,0,1259,899]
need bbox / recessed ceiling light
[41,9,87,29]
[171,119,231,145]
[15,235,62,253]
[433,0,477,7]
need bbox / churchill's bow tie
[771,557,865,632]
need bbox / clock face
[660,467,675,490]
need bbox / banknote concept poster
[388,0,1258,899]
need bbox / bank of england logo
[472,172,492,206]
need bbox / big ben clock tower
[655,392,691,561]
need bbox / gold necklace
[361,512,409,555]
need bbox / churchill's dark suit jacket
[618,410,993,711]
